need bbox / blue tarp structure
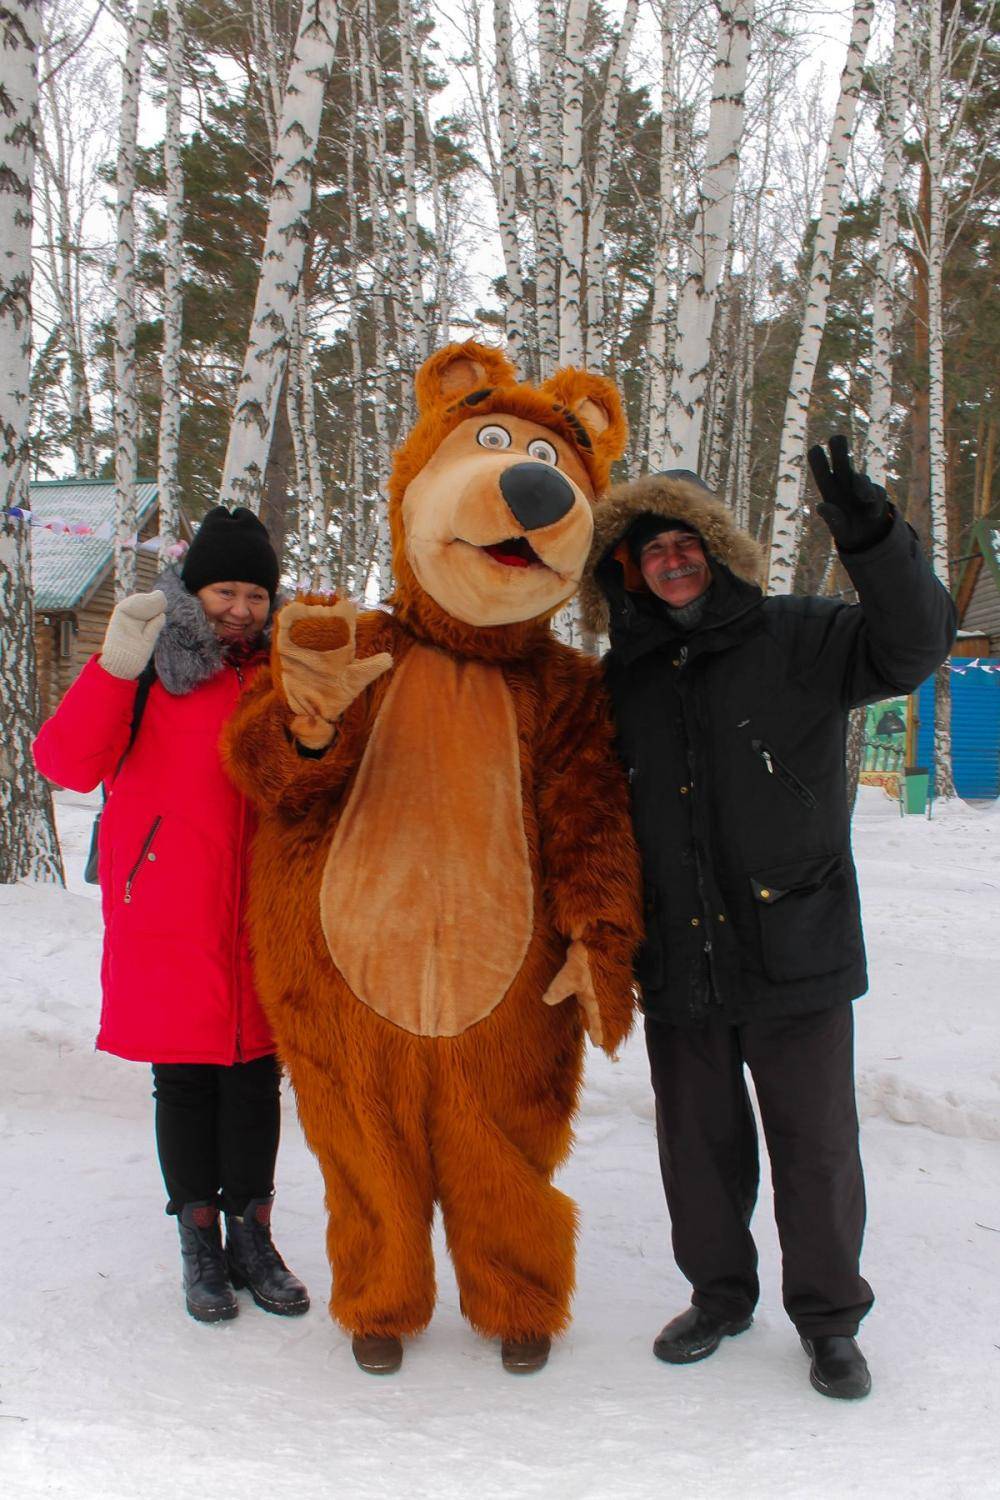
[915,660,1000,800]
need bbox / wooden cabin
[953,519,1000,655]
[30,479,190,723]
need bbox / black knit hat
[626,512,701,564]
[181,506,279,600]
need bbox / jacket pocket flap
[750,854,843,904]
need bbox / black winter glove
[808,435,892,553]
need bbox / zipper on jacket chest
[751,740,817,809]
[124,816,162,903]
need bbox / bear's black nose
[499,462,575,531]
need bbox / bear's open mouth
[481,537,545,569]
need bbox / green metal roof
[29,479,158,612]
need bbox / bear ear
[540,368,629,467]
[415,340,517,413]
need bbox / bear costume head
[387,341,628,658]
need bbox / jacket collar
[153,567,273,696]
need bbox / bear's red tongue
[483,537,542,569]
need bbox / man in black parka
[579,439,955,1400]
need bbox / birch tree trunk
[493,0,527,365]
[113,0,154,598]
[661,0,754,472]
[217,0,340,515]
[415,38,449,341]
[646,0,677,467]
[156,0,184,550]
[285,296,312,585]
[0,0,64,885]
[352,9,393,592]
[558,0,588,367]
[926,0,955,797]
[585,0,639,367]
[397,0,428,360]
[767,0,874,594]
[534,0,562,378]
[866,0,912,478]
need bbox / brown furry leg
[429,1053,578,1341]
[289,1049,437,1338]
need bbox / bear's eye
[477,424,512,450]
[527,438,558,466]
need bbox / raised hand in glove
[100,590,167,680]
[272,596,393,751]
[808,434,892,553]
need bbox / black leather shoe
[178,1202,238,1323]
[225,1197,310,1316]
[801,1335,871,1400]
[653,1305,753,1364]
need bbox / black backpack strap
[109,660,157,785]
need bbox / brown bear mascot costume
[223,341,642,1375]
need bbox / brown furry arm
[536,653,643,1055]
[221,664,370,821]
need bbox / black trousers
[645,1004,874,1338]
[151,1054,281,1216]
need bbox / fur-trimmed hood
[153,566,275,695]
[579,474,765,635]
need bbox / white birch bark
[534,0,561,378]
[0,0,64,885]
[217,0,340,515]
[250,0,285,158]
[352,10,393,591]
[558,0,589,367]
[661,0,754,472]
[113,0,153,599]
[397,0,428,360]
[702,253,735,489]
[415,33,449,340]
[295,295,327,588]
[585,0,639,367]
[767,0,874,595]
[156,0,183,550]
[344,69,366,592]
[926,0,954,797]
[865,0,912,479]
[285,296,312,585]
[646,0,677,467]
[493,0,527,364]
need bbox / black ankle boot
[653,1305,753,1364]
[225,1197,310,1316]
[801,1335,871,1399]
[178,1202,238,1323]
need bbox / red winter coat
[33,653,274,1065]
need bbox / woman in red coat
[33,507,308,1324]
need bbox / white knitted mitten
[100,590,167,680]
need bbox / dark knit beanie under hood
[625,512,701,564]
[181,505,279,600]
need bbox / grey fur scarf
[152,567,275,696]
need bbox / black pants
[645,1004,874,1338]
[151,1054,281,1216]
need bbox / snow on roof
[29,478,158,612]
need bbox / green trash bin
[903,767,929,814]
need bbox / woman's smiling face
[196,581,271,642]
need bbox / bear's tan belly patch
[319,644,534,1036]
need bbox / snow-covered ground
[2,787,999,1500]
